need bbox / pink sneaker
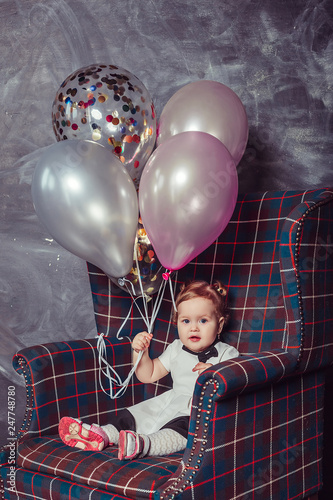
[59,416,111,451]
[118,430,150,460]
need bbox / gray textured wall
[0,0,332,452]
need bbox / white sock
[147,428,187,456]
[101,423,120,445]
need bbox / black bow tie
[182,339,219,364]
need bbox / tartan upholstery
[279,197,333,371]
[88,189,333,362]
[1,188,332,500]
[168,369,325,500]
[10,338,143,437]
[16,438,182,499]
[0,466,132,499]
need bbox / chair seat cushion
[17,436,182,499]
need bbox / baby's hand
[132,332,153,353]
[192,362,213,375]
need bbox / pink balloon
[139,132,238,271]
[157,80,248,166]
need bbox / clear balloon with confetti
[110,218,163,296]
[52,63,156,187]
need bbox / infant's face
[177,297,221,352]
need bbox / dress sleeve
[218,344,240,363]
[158,340,178,372]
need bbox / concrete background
[0,0,332,495]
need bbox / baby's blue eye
[200,319,208,324]
[182,319,190,324]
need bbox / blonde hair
[173,280,229,324]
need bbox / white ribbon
[96,247,177,399]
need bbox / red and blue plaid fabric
[88,188,333,363]
[15,438,182,499]
[0,466,134,499]
[10,338,151,436]
[172,367,325,500]
[1,188,332,500]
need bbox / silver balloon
[31,140,138,278]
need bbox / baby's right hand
[132,332,153,353]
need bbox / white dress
[128,339,239,435]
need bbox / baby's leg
[148,428,187,456]
[102,423,120,445]
[118,428,187,460]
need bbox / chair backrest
[88,188,333,372]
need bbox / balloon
[157,80,248,166]
[31,140,138,278]
[110,218,163,296]
[139,131,238,271]
[51,63,156,187]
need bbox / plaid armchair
[1,188,332,500]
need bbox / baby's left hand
[192,362,213,375]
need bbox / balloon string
[97,292,146,399]
[134,245,149,324]
[169,273,177,312]
[147,277,168,332]
[96,248,169,399]
[121,277,137,297]
[125,269,168,335]
[97,332,143,399]
[122,247,152,333]
[125,283,151,331]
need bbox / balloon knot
[162,270,172,281]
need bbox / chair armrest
[279,188,333,371]
[194,349,297,402]
[157,350,297,498]
[156,350,316,500]
[11,337,138,439]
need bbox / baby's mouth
[189,335,201,342]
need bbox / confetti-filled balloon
[157,80,248,166]
[110,218,163,296]
[52,64,156,186]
